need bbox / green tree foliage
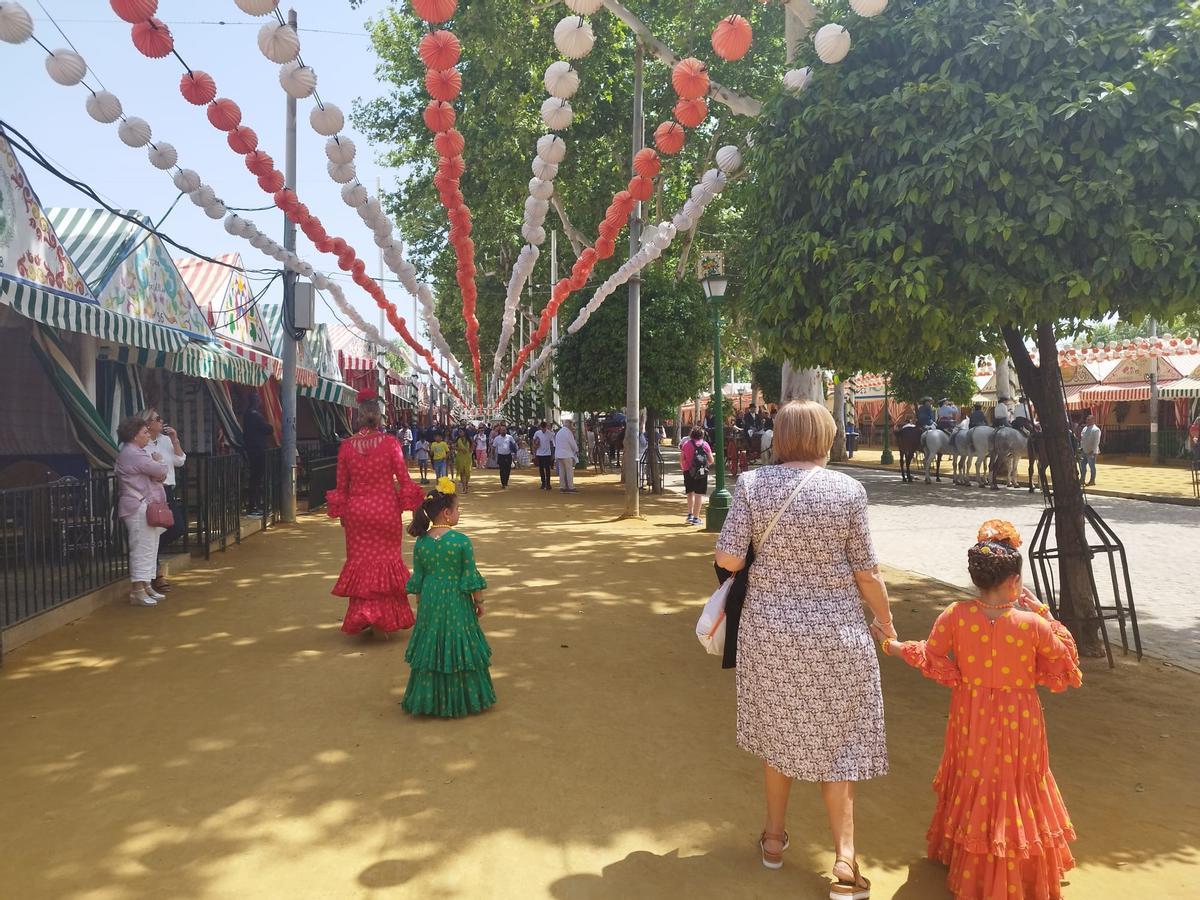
[1080,313,1200,345]
[751,356,783,405]
[889,360,977,407]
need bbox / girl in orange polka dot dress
[876,520,1081,900]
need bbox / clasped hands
[869,616,899,654]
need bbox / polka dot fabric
[899,601,1082,899]
[331,431,427,634]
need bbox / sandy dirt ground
[0,467,1196,899]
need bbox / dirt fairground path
[0,466,1196,899]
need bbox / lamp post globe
[701,273,732,531]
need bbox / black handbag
[715,545,754,669]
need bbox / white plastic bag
[696,577,732,656]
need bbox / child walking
[430,433,450,480]
[414,435,431,484]
[403,478,495,717]
[875,520,1081,900]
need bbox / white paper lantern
[673,213,694,231]
[715,145,742,175]
[310,103,344,136]
[297,261,314,277]
[279,61,317,99]
[814,24,851,64]
[117,117,152,148]
[204,200,227,220]
[312,273,330,290]
[374,232,394,249]
[782,67,813,93]
[544,60,580,99]
[325,136,356,165]
[703,168,728,191]
[173,168,201,193]
[223,214,245,236]
[250,233,272,251]
[0,2,33,44]
[45,49,87,86]
[235,0,279,15]
[850,0,888,17]
[565,0,604,13]
[525,210,547,229]
[524,196,550,218]
[340,182,368,208]
[531,157,559,181]
[528,177,554,201]
[522,224,546,245]
[372,217,393,238]
[147,142,177,170]
[540,97,573,131]
[361,198,383,221]
[553,16,595,59]
[258,22,300,64]
[189,185,216,208]
[327,160,356,184]
[689,184,707,203]
[659,222,677,242]
[536,134,568,164]
[85,90,123,124]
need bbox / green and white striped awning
[98,341,266,387]
[1,278,191,353]
[1160,377,1200,399]
[300,375,358,407]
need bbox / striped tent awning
[301,375,358,407]
[98,341,266,387]
[1062,383,1091,410]
[1,278,191,353]
[220,336,287,379]
[1076,380,1180,404]
[1159,378,1200,399]
[339,349,376,371]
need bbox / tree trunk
[829,378,847,462]
[1002,321,1102,656]
[646,406,662,494]
[781,361,824,402]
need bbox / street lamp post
[702,273,732,531]
[880,375,895,465]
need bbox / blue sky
[1,0,423,339]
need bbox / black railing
[1,473,128,630]
[188,454,243,559]
[307,456,338,511]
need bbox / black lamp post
[702,272,731,531]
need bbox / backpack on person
[688,439,709,477]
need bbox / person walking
[454,431,473,493]
[714,400,892,892]
[114,416,169,608]
[1078,413,1101,485]
[328,391,426,636]
[680,426,713,525]
[401,423,414,459]
[140,408,186,595]
[242,393,275,516]
[430,431,450,480]
[492,424,517,488]
[532,421,555,490]
[474,428,488,468]
[554,419,579,492]
[414,432,431,484]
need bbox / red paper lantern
[207,98,243,132]
[418,30,461,69]
[330,237,348,256]
[654,121,686,154]
[457,237,475,257]
[179,70,216,106]
[438,155,466,179]
[449,204,472,225]
[411,0,458,24]
[227,125,258,154]
[434,129,465,158]
[273,189,298,211]
[425,68,462,102]
[337,250,356,272]
[674,97,708,128]
[423,100,456,132]
[568,272,588,291]
[352,259,367,277]
[258,171,284,193]
[578,247,597,268]
[110,0,157,24]
[131,18,174,59]
[671,58,709,100]
[245,151,275,177]
[628,175,654,201]
[711,15,753,62]
[595,236,616,259]
[440,189,465,208]
[304,222,327,243]
[633,147,661,179]
[292,203,310,222]
[315,236,335,253]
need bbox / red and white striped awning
[220,337,284,380]
[338,349,376,371]
[1076,380,1180,405]
[327,324,376,372]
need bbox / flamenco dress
[328,430,426,634]
[898,599,1082,900]
[402,529,495,717]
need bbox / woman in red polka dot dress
[875,520,1081,900]
[327,391,426,635]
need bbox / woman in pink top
[114,416,169,607]
[680,426,714,526]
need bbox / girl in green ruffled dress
[403,477,495,717]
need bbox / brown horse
[894,423,923,483]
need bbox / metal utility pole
[377,176,386,338]
[548,229,558,423]
[279,7,299,524]
[622,43,644,519]
[1149,318,1160,465]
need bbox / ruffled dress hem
[341,596,415,634]
[401,669,496,718]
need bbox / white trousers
[556,458,575,490]
[123,506,165,583]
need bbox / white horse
[965,426,997,487]
[951,422,976,485]
[988,426,1029,489]
[921,427,955,483]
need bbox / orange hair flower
[977,519,1021,548]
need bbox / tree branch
[549,191,590,257]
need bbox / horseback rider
[993,397,1012,428]
[1011,396,1033,435]
[916,397,936,430]
[969,402,988,428]
[936,397,959,434]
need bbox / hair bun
[977,519,1021,549]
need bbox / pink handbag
[145,499,175,528]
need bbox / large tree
[742,0,1200,651]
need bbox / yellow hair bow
[435,476,457,496]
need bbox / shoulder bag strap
[756,469,818,552]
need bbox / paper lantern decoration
[224,213,246,236]
[147,142,177,169]
[422,100,455,133]
[0,2,32,44]
[553,16,595,59]
[711,15,752,62]
[245,150,275,177]
[671,58,709,100]
[110,0,157,24]
[204,200,227,220]
[715,145,742,174]
[528,177,554,200]
[326,136,356,165]
[654,121,685,154]
[544,60,580,99]
[85,90,122,124]
[234,0,279,14]
[633,147,660,178]
[433,129,465,157]
[207,98,242,131]
[189,185,215,207]
[524,196,549,218]
[258,21,300,64]
[540,97,573,131]
[258,170,284,192]
[674,97,708,128]
[439,155,467,179]
[172,168,201,192]
[814,24,851,64]
[328,161,356,184]
[418,29,460,69]
[703,168,727,191]
[227,125,258,154]
[45,49,87,86]
[306,104,342,138]
[628,175,654,202]
[131,17,173,58]
[280,62,317,99]
[850,0,888,17]
[536,134,567,164]
[782,66,812,93]
[117,116,152,148]
[425,67,462,102]
[411,0,458,24]
[179,70,217,106]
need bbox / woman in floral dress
[876,520,1081,900]
[327,391,425,635]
